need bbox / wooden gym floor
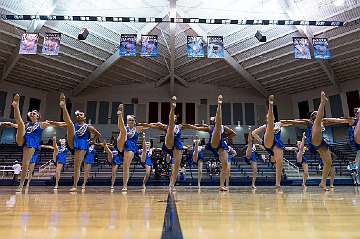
[0,186,360,239]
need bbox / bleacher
[1,140,356,185]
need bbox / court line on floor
[161,192,183,239]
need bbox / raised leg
[143,165,151,189]
[122,151,134,191]
[111,165,118,189]
[264,95,275,149]
[54,163,63,189]
[169,149,182,190]
[210,95,223,149]
[117,104,127,152]
[82,163,92,190]
[192,140,199,163]
[17,147,35,192]
[165,96,176,149]
[59,93,75,149]
[12,94,25,146]
[274,147,283,188]
[218,149,228,191]
[197,160,203,188]
[312,91,327,146]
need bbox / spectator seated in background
[347,161,358,185]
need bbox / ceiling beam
[279,0,341,92]
[72,9,168,96]
[169,0,176,96]
[0,0,58,82]
[174,75,189,88]
[175,9,268,98]
[155,74,170,87]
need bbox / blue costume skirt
[244,152,257,165]
[30,151,39,164]
[124,140,139,154]
[56,154,67,165]
[205,140,228,158]
[145,157,152,167]
[74,136,89,151]
[84,155,95,165]
[24,134,41,150]
[112,155,122,166]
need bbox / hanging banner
[293,37,311,59]
[207,36,224,59]
[119,34,137,56]
[313,38,331,60]
[140,35,158,57]
[19,33,38,55]
[187,36,205,58]
[42,33,61,55]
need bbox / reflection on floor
[0,186,360,239]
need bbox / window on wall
[111,102,121,124]
[274,105,279,122]
[0,91,7,117]
[298,100,309,119]
[124,104,134,121]
[209,105,217,118]
[329,94,343,118]
[186,103,195,124]
[10,94,25,119]
[86,101,97,124]
[98,101,109,124]
[313,98,326,116]
[161,102,170,124]
[28,98,41,112]
[149,102,158,123]
[222,103,231,125]
[346,90,360,117]
[244,103,255,125]
[175,103,183,124]
[233,103,243,125]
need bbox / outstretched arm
[280,119,310,127]
[45,120,68,128]
[252,125,266,144]
[322,118,352,126]
[0,122,18,128]
[88,126,102,142]
[224,126,236,139]
[182,123,210,132]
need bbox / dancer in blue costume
[59,93,101,192]
[183,95,236,191]
[281,91,333,190]
[252,95,293,191]
[139,96,193,191]
[192,137,205,189]
[11,94,60,193]
[244,133,261,189]
[53,136,69,190]
[101,140,122,192]
[116,104,147,192]
[140,133,155,190]
[225,145,237,189]
[285,132,309,188]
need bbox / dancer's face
[354,108,359,116]
[174,115,178,123]
[127,116,136,127]
[75,111,86,122]
[310,111,317,121]
[210,117,215,125]
[59,139,66,146]
[28,110,40,122]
